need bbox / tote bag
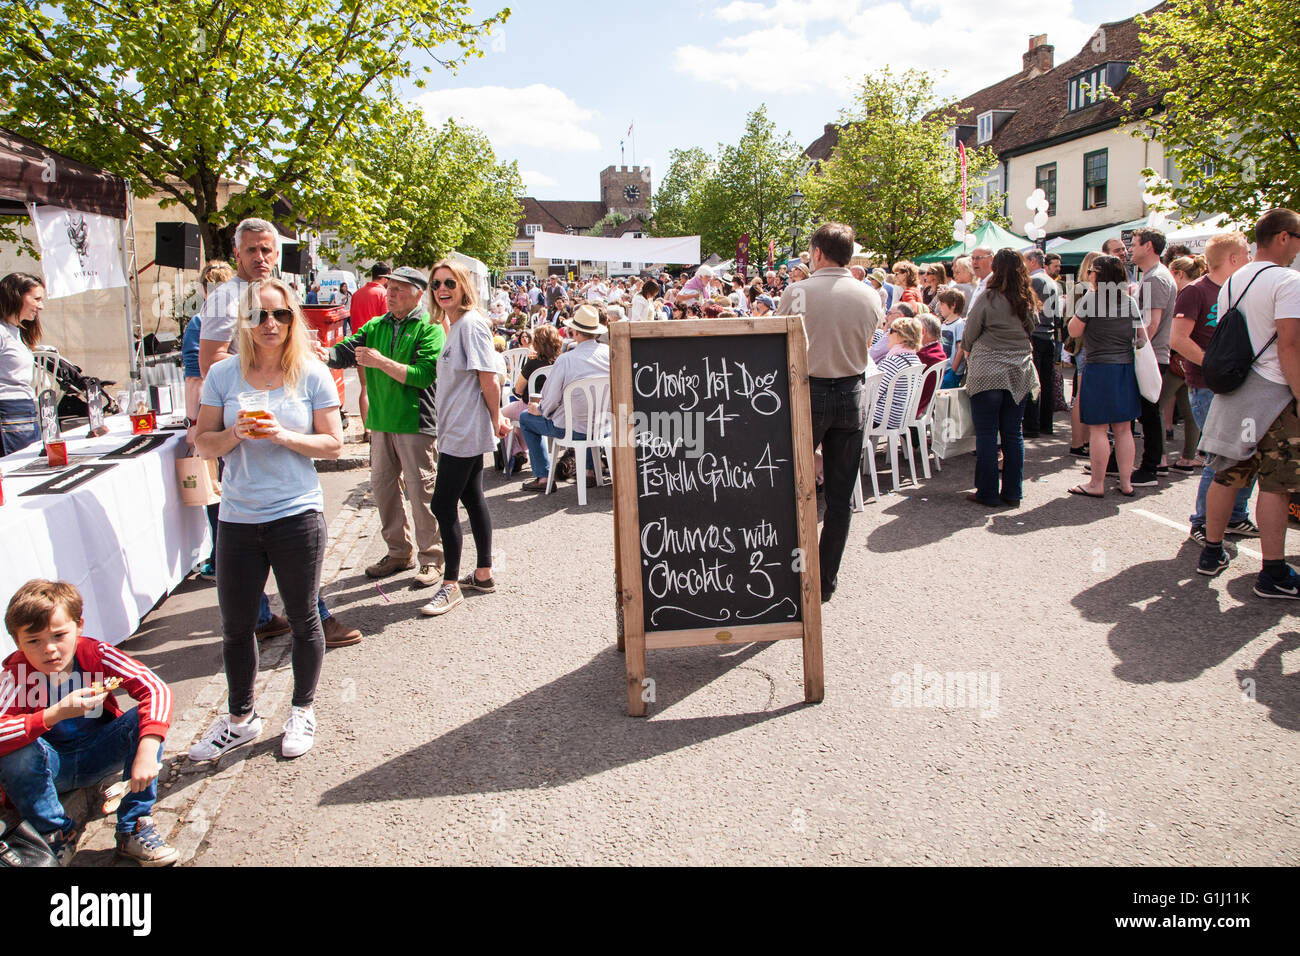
[1133,338,1162,404]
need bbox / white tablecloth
[0,416,210,656]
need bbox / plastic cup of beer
[237,390,272,438]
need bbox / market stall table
[0,415,210,656]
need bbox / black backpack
[1202,265,1281,395]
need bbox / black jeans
[1022,336,1056,435]
[810,377,867,597]
[430,453,492,580]
[216,510,326,713]
[1138,362,1168,471]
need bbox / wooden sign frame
[610,316,824,717]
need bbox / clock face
[624,184,641,202]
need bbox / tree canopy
[1121,0,1299,223]
[0,0,510,259]
[802,69,1004,263]
[335,109,523,271]
[650,107,810,261]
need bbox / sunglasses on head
[247,308,294,326]
[430,278,458,291]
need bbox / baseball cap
[386,266,428,290]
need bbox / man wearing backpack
[1169,232,1255,545]
[1196,209,1300,596]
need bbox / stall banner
[29,204,128,299]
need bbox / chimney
[1023,34,1054,77]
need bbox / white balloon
[1034,198,1050,213]
[1024,222,1036,236]
[964,212,975,225]
[1033,210,1049,227]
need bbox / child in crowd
[0,579,177,865]
[936,288,967,389]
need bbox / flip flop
[1068,485,1105,498]
[1118,488,1136,496]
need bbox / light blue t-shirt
[200,357,340,523]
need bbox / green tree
[0,0,509,258]
[585,212,629,237]
[649,110,809,261]
[802,69,1003,263]
[1121,0,1299,222]
[338,109,523,271]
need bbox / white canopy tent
[532,231,700,266]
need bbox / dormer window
[524,223,542,236]
[977,112,993,144]
[1068,62,1129,112]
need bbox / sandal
[1068,485,1105,499]
[520,477,550,492]
[1118,487,1136,496]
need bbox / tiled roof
[950,3,1166,157]
[517,197,605,238]
[803,3,1166,162]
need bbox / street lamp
[787,187,805,259]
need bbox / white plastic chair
[850,364,925,508]
[500,348,530,408]
[502,363,554,473]
[545,375,612,505]
[905,359,951,479]
[849,372,884,512]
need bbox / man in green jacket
[328,266,446,587]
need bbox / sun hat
[565,303,607,336]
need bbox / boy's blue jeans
[0,708,159,836]
[1187,387,1254,526]
[258,593,330,628]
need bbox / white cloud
[413,84,601,152]
[679,0,1098,98]
[521,169,558,190]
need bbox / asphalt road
[111,417,1299,867]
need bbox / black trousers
[810,377,867,597]
[1138,363,1169,471]
[1022,336,1056,436]
[430,453,493,580]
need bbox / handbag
[1133,336,1162,404]
[176,451,221,506]
[1053,363,1069,412]
[0,819,61,867]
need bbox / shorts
[1212,400,1300,494]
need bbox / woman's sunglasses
[247,308,294,326]
[430,278,458,291]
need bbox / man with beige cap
[517,304,611,491]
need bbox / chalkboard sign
[611,316,823,716]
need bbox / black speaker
[280,242,307,274]
[155,222,200,270]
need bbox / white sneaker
[188,713,262,762]
[281,706,316,758]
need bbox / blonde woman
[191,278,342,760]
[421,259,509,617]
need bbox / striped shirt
[873,350,921,429]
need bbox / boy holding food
[0,579,178,865]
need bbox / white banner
[532,231,700,265]
[30,203,128,299]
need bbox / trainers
[1196,546,1231,577]
[322,616,362,648]
[1226,518,1260,537]
[47,825,82,866]
[281,706,316,758]
[188,713,263,761]
[1129,469,1160,487]
[115,816,179,866]
[419,583,464,617]
[196,560,216,582]
[459,572,496,593]
[1188,525,1207,546]
[256,614,290,641]
[1253,566,1300,600]
[412,563,443,588]
[366,554,414,578]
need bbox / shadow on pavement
[1072,541,1294,685]
[1235,633,1300,732]
[319,643,805,803]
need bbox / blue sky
[410,0,1159,203]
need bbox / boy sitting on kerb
[0,579,178,865]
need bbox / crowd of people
[3,207,1299,867]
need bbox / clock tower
[599,165,650,219]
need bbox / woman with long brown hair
[0,272,46,456]
[961,249,1039,506]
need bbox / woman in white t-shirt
[0,272,45,456]
[190,278,343,761]
[422,259,510,618]
[629,278,661,321]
